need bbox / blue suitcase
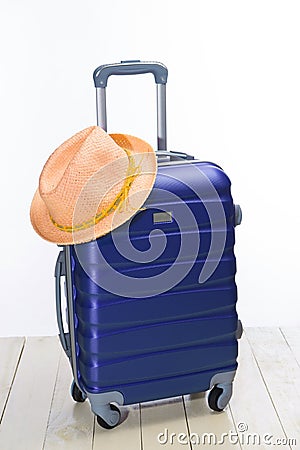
[55,61,242,429]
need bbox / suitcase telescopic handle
[54,251,70,357]
[93,60,168,151]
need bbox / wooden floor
[0,328,299,449]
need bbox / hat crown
[39,126,129,227]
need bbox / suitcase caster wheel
[96,404,121,429]
[71,381,87,403]
[208,383,233,412]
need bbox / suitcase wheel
[71,381,87,403]
[96,404,121,429]
[208,383,233,412]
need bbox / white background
[0,0,299,336]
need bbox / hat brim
[30,134,157,245]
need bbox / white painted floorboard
[43,352,94,450]
[229,334,287,449]
[0,329,299,449]
[184,392,240,450]
[0,337,61,450]
[141,397,189,450]
[246,328,300,450]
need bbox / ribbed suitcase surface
[69,160,239,405]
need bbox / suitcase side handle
[93,60,167,151]
[55,250,71,357]
[93,60,168,88]
[156,150,195,161]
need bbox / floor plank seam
[0,337,26,425]
[182,395,193,450]
[139,404,144,450]
[279,328,300,369]
[42,349,63,450]
[228,404,243,450]
[91,416,96,450]
[244,331,291,444]
[138,404,143,450]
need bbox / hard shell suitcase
[55,60,243,429]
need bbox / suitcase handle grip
[93,60,168,88]
[54,251,70,357]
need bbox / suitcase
[55,60,243,429]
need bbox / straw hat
[30,126,157,245]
